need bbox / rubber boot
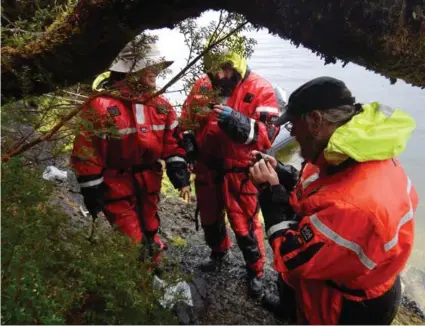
[247,269,264,298]
[199,251,231,272]
[261,292,284,317]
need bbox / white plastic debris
[42,166,68,182]
[80,205,90,218]
[153,275,193,308]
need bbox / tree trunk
[2,0,424,103]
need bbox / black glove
[165,157,190,189]
[182,131,198,164]
[258,184,294,232]
[275,162,299,192]
[217,108,254,144]
[80,183,105,217]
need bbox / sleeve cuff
[270,184,290,204]
[77,175,104,188]
[165,158,190,189]
[266,220,297,238]
[276,162,299,191]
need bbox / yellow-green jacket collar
[324,102,416,165]
[92,71,111,92]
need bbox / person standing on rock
[249,76,418,324]
[180,40,281,297]
[71,36,190,264]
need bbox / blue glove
[217,105,234,122]
[217,105,252,143]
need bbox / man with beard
[249,77,417,324]
[180,43,281,297]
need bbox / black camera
[182,131,198,163]
[207,102,219,110]
[251,153,269,166]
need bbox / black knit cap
[275,76,356,126]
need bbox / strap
[202,157,249,174]
[326,280,366,298]
[113,164,154,175]
[224,166,249,174]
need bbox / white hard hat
[109,35,173,74]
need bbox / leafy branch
[1,20,249,163]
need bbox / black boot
[247,269,264,298]
[153,266,163,278]
[261,292,284,317]
[172,301,195,325]
[262,290,297,321]
[199,251,230,272]
[248,275,264,298]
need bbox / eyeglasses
[283,122,293,132]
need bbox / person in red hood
[71,36,190,265]
[249,76,418,324]
[180,42,281,297]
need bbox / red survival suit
[181,71,280,276]
[72,87,189,259]
[260,154,418,324]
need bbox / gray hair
[322,105,358,125]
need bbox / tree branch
[1,27,44,36]
[209,10,225,46]
[2,0,424,103]
[1,21,248,162]
[165,89,185,94]
[2,105,82,163]
[146,21,248,102]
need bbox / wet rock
[401,296,425,321]
[172,301,195,325]
[157,197,283,324]
[190,276,207,302]
[402,266,425,315]
[180,227,190,234]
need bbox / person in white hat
[72,36,190,269]
[92,34,173,92]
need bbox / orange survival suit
[259,100,418,324]
[71,83,189,259]
[181,62,280,276]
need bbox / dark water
[154,14,425,310]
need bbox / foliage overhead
[1,7,254,163]
[1,0,425,103]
